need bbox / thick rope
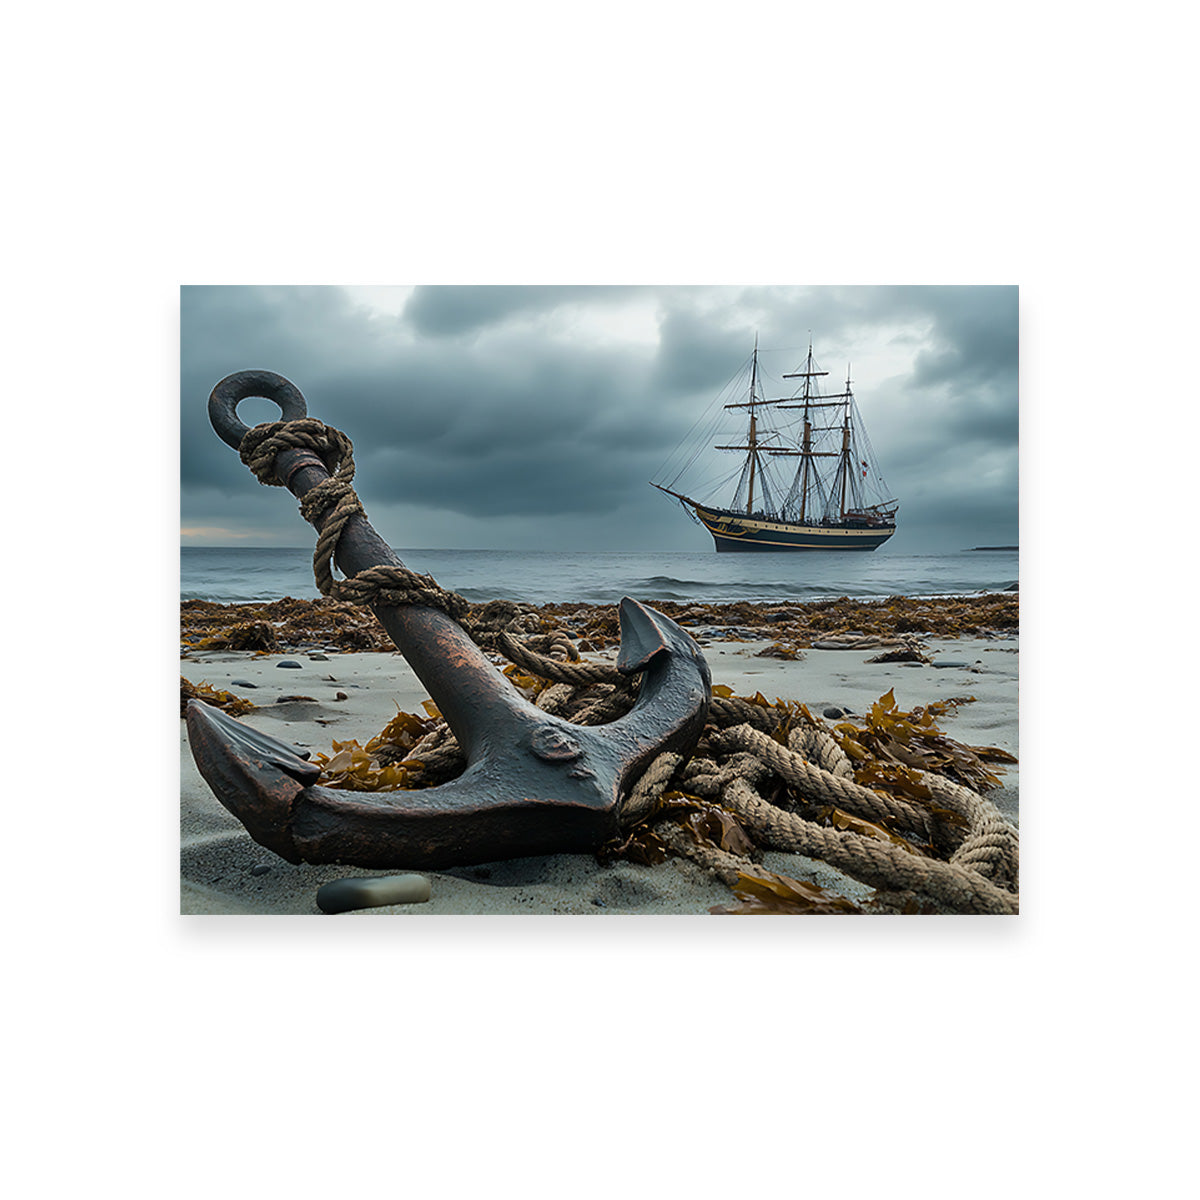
[720,778,1018,915]
[619,751,684,828]
[655,821,746,887]
[714,724,936,840]
[497,631,626,686]
[789,725,855,779]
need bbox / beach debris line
[181,593,1018,659]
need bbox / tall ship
[652,338,898,551]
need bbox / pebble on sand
[316,875,432,914]
[277,661,303,669]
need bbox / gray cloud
[403,285,646,337]
[181,285,1018,551]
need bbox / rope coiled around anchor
[238,419,470,621]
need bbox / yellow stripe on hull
[693,506,894,551]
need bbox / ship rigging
[651,338,898,551]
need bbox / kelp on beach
[180,676,255,717]
[181,597,386,653]
[182,592,1018,656]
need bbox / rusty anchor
[185,370,711,870]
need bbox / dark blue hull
[694,504,895,552]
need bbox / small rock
[308,653,329,661]
[335,692,348,701]
[230,679,257,688]
[932,661,969,669]
[250,864,271,877]
[316,874,432,914]
[277,660,302,669]
[822,706,846,719]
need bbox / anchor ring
[208,369,309,450]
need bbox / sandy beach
[181,601,1018,916]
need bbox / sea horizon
[181,545,1019,608]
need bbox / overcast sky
[180,285,1017,553]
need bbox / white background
[7,2,1191,1198]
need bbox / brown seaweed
[711,866,862,915]
[826,688,1016,794]
[183,593,1017,658]
[180,677,256,717]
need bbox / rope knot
[239,419,355,488]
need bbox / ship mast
[747,341,759,513]
[780,340,844,523]
[839,368,852,519]
[717,336,798,516]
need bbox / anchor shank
[273,446,514,758]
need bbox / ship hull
[693,504,895,552]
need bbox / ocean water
[181,546,1018,607]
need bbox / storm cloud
[180,285,1018,551]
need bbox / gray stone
[316,874,432,914]
[230,679,257,688]
[277,660,303,669]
